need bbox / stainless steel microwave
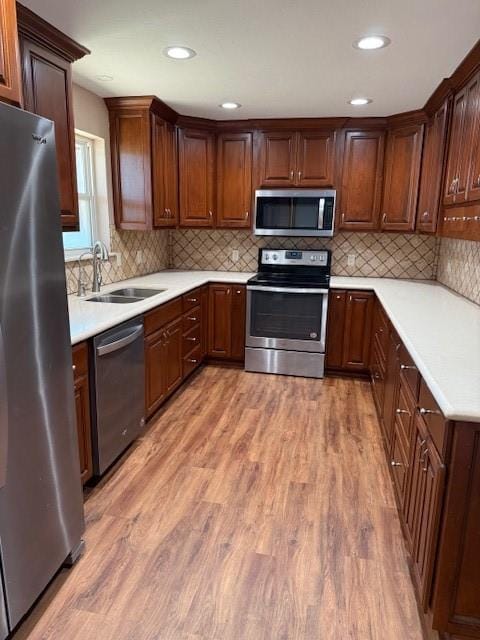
[254,189,336,237]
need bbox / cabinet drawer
[183,305,201,332]
[144,297,182,336]
[418,380,448,459]
[183,344,202,378]
[398,344,420,400]
[183,324,201,356]
[182,287,203,312]
[72,341,88,378]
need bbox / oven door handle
[247,285,329,294]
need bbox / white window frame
[63,131,111,262]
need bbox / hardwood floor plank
[13,367,424,640]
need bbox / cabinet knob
[335,295,341,300]
[290,170,294,180]
[164,208,168,216]
[475,175,480,188]
[382,213,387,223]
[419,407,441,416]
[72,364,76,372]
[245,211,249,219]
[400,364,416,370]
[422,211,428,219]
[236,289,242,294]
[209,210,213,218]
[396,408,410,415]
[391,461,403,467]
[298,171,302,181]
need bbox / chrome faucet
[92,240,109,293]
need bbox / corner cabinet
[258,129,336,187]
[178,127,216,227]
[381,123,424,232]
[325,289,374,374]
[338,129,385,230]
[106,97,179,230]
[416,100,449,233]
[216,131,253,228]
[17,5,89,229]
[0,0,21,106]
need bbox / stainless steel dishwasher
[91,317,145,476]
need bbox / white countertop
[68,270,480,423]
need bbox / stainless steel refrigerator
[0,102,85,638]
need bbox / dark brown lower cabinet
[72,342,93,484]
[208,283,246,361]
[326,289,374,373]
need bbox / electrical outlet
[231,249,239,263]
[116,253,122,267]
[136,250,143,265]
[446,260,452,274]
[347,254,356,267]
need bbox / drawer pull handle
[396,409,409,415]
[187,316,197,321]
[187,298,198,303]
[186,337,197,342]
[391,461,403,467]
[419,407,440,416]
[400,364,416,370]
[187,358,198,364]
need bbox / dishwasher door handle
[96,324,144,357]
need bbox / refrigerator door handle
[0,324,8,489]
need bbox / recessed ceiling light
[220,102,242,110]
[349,97,372,106]
[164,46,197,60]
[353,35,391,50]
[96,74,114,82]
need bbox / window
[63,135,98,254]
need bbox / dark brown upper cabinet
[106,96,179,231]
[381,123,424,232]
[339,130,385,231]
[216,131,253,228]
[258,129,336,187]
[178,127,216,227]
[0,0,22,106]
[416,100,449,233]
[17,4,89,230]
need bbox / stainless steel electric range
[245,248,331,378]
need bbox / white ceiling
[23,0,480,120]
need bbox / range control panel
[260,249,330,267]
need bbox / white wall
[72,83,114,227]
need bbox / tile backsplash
[436,237,480,305]
[169,229,439,280]
[64,227,169,295]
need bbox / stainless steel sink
[108,287,166,298]
[87,294,142,304]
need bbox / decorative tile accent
[64,227,169,295]
[169,229,438,280]
[437,237,480,305]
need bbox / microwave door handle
[247,285,329,295]
[318,198,325,230]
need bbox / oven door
[246,286,329,353]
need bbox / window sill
[64,251,119,264]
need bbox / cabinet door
[382,330,401,454]
[0,0,22,106]
[411,430,446,610]
[465,73,480,202]
[179,128,215,227]
[152,116,177,228]
[390,421,409,507]
[21,38,79,228]
[208,284,232,358]
[296,130,336,186]
[216,132,253,228]
[405,416,428,549]
[259,131,297,185]
[443,86,468,205]
[455,73,480,204]
[416,101,449,233]
[339,130,384,230]
[325,290,347,369]
[381,124,424,231]
[164,317,183,395]
[109,108,153,230]
[145,329,166,416]
[342,291,374,371]
[230,285,246,361]
[73,373,93,484]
